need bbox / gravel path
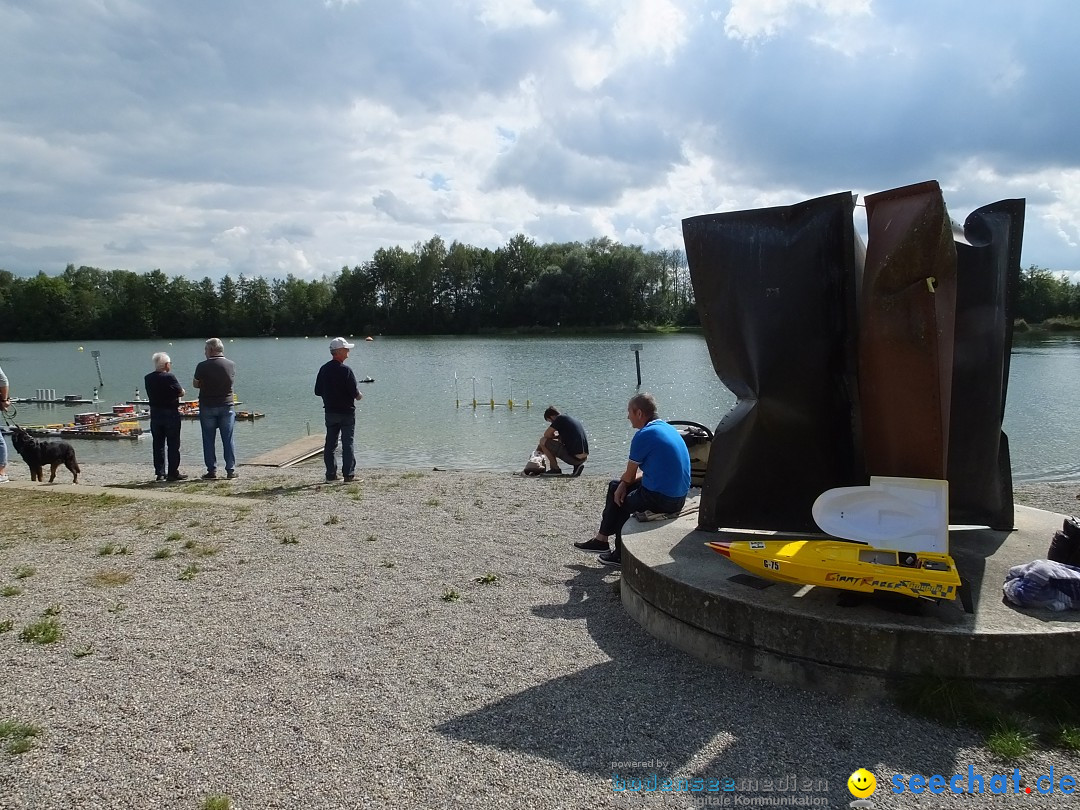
[0,463,1078,809]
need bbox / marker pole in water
[630,343,643,387]
[91,350,104,388]
[508,378,514,410]
[488,377,495,409]
[471,376,478,409]
[454,372,460,408]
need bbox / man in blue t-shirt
[537,406,589,476]
[574,392,690,568]
[314,337,363,482]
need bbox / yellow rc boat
[706,538,960,600]
[706,477,963,600]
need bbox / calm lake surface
[0,332,1077,482]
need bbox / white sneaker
[0,474,9,483]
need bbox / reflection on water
[0,331,1077,481]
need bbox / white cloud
[723,0,871,42]
[473,0,557,30]
[0,0,1077,280]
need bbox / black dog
[10,426,81,483]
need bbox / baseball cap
[329,337,355,350]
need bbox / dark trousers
[599,479,686,556]
[150,408,182,477]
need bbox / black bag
[1048,517,1080,566]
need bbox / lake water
[0,333,1077,482]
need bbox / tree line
[0,235,1073,341]
[0,235,696,340]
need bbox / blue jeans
[199,405,236,474]
[0,432,7,469]
[150,408,182,477]
[324,411,356,478]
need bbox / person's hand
[355,391,364,401]
[614,480,627,507]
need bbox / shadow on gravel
[437,563,979,803]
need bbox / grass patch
[201,796,232,810]
[425,497,441,507]
[0,719,41,755]
[0,618,13,632]
[895,675,1080,758]
[178,564,200,581]
[401,471,424,480]
[97,543,118,557]
[108,602,125,614]
[475,572,499,585]
[166,531,183,542]
[895,676,999,730]
[19,617,62,644]
[381,560,396,569]
[324,514,340,525]
[441,587,461,602]
[986,721,1036,760]
[13,566,36,579]
[280,533,299,545]
[1,585,22,598]
[1058,725,1080,752]
[73,643,95,658]
[184,541,220,557]
[152,547,174,560]
[365,534,377,543]
[43,604,62,616]
[90,570,133,587]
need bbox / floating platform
[620,500,1080,695]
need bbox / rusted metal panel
[859,180,957,480]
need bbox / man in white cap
[314,337,363,481]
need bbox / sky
[1,0,1078,282]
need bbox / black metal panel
[947,199,1025,530]
[683,192,864,532]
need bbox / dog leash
[1,404,18,428]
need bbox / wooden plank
[244,434,325,467]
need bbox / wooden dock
[244,434,324,467]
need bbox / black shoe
[343,475,355,482]
[326,474,340,481]
[598,551,622,568]
[542,468,563,476]
[155,474,165,482]
[201,471,217,480]
[226,470,239,480]
[571,464,585,477]
[574,537,609,552]
[166,473,188,481]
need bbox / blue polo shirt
[629,419,691,498]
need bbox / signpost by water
[630,343,643,387]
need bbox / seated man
[574,393,690,568]
[538,406,589,476]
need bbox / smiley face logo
[848,769,877,798]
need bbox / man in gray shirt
[193,337,237,480]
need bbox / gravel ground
[0,462,1078,810]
